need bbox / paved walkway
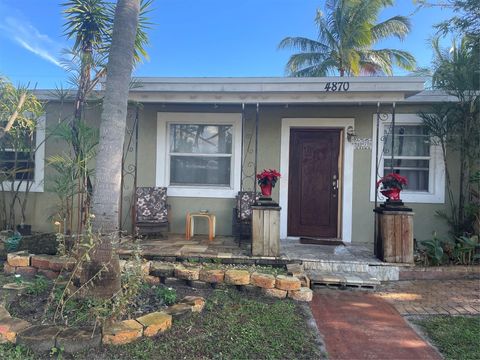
[376,279,480,315]
[310,289,441,360]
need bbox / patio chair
[134,187,170,238]
[232,191,258,245]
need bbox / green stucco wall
[6,101,457,245]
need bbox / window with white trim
[370,114,445,203]
[0,115,45,192]
[156,112,241,198]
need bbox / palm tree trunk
[86,0,140,299]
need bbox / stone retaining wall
[0,295,206,353]
[4,251,75,279]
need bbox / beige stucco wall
[6,101,457,245]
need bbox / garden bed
[0,286,324,360]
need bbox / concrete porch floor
[117,233,374,261]
[117,234,404,281]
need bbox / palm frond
[285,52,330,75]
[278,37,330,53]
[371,16,411,42]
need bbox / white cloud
[0,16,64,68]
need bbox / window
[156,113,241,198]
[0,115,45,192]
[370,114,445,203]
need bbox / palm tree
[87,0,141,298]
[278,0,416,76]
[62,0,151,231]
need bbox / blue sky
[0,1,454,89]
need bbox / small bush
[155,286,177,305]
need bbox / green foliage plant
[25,276,49,296]
[155,286,177,306]
[0,76,44,230]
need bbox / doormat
[300,237,345,246]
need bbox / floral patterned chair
[134,187,170,238]
[232,191,258,244]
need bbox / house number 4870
[324,82,350,92]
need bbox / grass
[415,316,480,360]
[90,288,320,360]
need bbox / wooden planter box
[374,208,414,263]
[251,206,281,257]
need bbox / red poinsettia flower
[257,169,281,186]
[376,173,408,190]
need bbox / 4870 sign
[324,82,350,92]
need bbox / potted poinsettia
[376,173,408,201]
[256,169,281,197]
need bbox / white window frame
[370,114,445,203]
[1,115,45,193]
[156,112,241,198]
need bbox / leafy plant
[418,234,446,265]
[25,276,49,296]
[453,235,479,265]
[155,286,177,306]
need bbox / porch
[117,235,403,281]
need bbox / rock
[180,296,206,312]
[164,303,192,318]
[297,274,311,288]
[136,312,172,337]
[102,320,143,345]
[288,287,313,302]
[275,275,301,291]
[150,262,175,278]
[175,266,200,281]
[16,325,61,352]
[190,280,211,289]
[7,251,31,267]
[56,327,101,353]
[15,266,37,278]
[164,277,182,286]
[3,263,16,275]
[0,317,31,343]
[3,283,27,291]
[145,275,160,285]
[250,272,276,289]
[262,288,287,299]
[31,255,52,270]
[37,269,60,280]
[0,305,10,321]
[286,263,304,276]
[199,268,225,283]
[224,270,250,285]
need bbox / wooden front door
[288,128,341,238]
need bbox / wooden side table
[186,212,216,241]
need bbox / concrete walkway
[310,289,441,360]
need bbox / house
[3,77,457,247]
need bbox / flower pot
[260,183,273,197]
[380,188,401,201]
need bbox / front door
[288,128,341,238]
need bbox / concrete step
[307,270,381,290]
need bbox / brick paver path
[311,289,441,360]
[376,279,480,316]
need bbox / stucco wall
[5,101,458,245]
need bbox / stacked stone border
[0,295,205,352]
[1,252,312,353]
